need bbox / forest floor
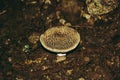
[0,0,120,80]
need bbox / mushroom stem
[57,53,66,56]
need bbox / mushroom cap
[40,26,80,53]
[86,0,118,15]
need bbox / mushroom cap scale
[40,26,80,53]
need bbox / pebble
[67,70,73,75]
[78,77,85,80]
[56,56,66,63]
[8,57,12,62]
[59,18,66,25]
[84,56,90,62]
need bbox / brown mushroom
[40,26,80,56]
[60,0,82,25]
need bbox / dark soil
[0,0,120,80]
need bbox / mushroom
[40,26,80,56]
[60,0,82,25]
[81,0,118,25]
[86,0,118,15]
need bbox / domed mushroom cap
[86,0,118,15]
[40,26,80,53]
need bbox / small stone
[42,66,48,70]
[59,18,66,25]
[46,76,51,80]
[56,56,66,63]
[83,13,91,19]
[16,77,23,80]
[8,57,12,62]
[4,38,11,45]
[0,10,7,15]
[84,56,90,62]
[67,70,73,75]
[45,0,51,4]
[82,47,86,50]
[78,77,85,80]
[30,69,33,72]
